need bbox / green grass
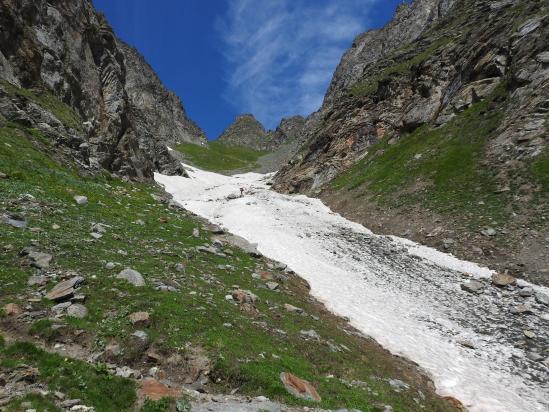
[333,89,512,228]
[0,79,82,130]
[4,393,62,412]
[0,108,454,410]
[0,341,136,411]
[531,147,549,191]
[175,141,267,173]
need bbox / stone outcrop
[273,0,548,193]
[0,0,206,180]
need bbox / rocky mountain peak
[217,113,269,150]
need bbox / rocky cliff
[0,0,206,180]
[274,0,547,193]
[273,0,548,284]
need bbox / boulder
[129,311,150,327]
[67,304,88,319]
[491,273,516,287]
[280,372,321,402]
[284,304,304,314]
[3,303,23,316]
[2,214,27,229]
[27,251,53,269]
[130,330,150,350]
[535,292,548,306]
[117,268,145,287]
[46,276,84,301]
[73,195,88,205]
[231,289,258,304]
[460,280,484,294]
[139,378,181,402]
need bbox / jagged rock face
[0,0,206,180]
[324,0,456,108]
[217,114,269,151]
[273,0,548,193]
[266,115,306,151]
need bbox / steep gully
[156,164,549,412]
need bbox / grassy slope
[335,0,549,234]
[0,79,82,131]
[331,85,549,230]
[0,87,455,411]
[175,141,267,174]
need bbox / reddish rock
[129,311,150,327]
[259,271,273,280]
[492,273,516,287]
[443,396,467,411]
[139,378,181,401]
[3,303,23,316]
[280,372,321,402]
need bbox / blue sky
[92,0,403,139]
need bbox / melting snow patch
[155,164,549,412]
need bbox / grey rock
[45,276,84,301]
[481,227,497,237]
[2,214,27,229]
[266,281,279,290]
[131,330,149,349]
[117,268,145,287]
[105,262,116,270]
[536,51,549,64]
[52,301,72,313]
[300,329,320,340]
[518,288,534,297]
[27,251,53,269]
[388,379,410,392]
[73,195,88,205]
[526,351,543,362]
[535,292,549,306]
[460,280,484,294]
[67,304,88,319]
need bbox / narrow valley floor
[156,165,549,412]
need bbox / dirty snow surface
[156,165,549,412]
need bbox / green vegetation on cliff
[332,88,521,228]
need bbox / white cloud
[218,0,375,130]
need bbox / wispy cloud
[217,0,375,129]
